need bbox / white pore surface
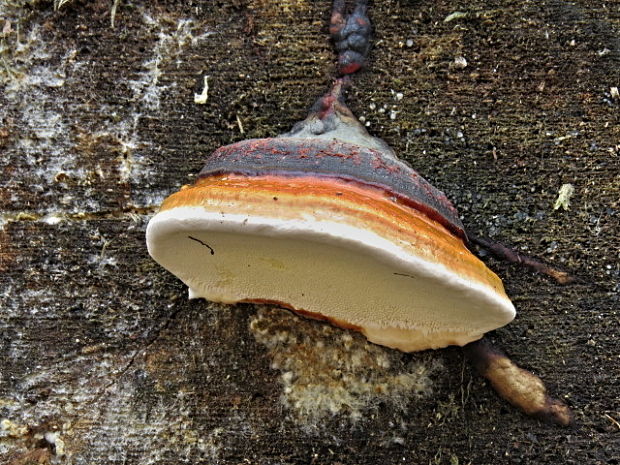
[146,206,516,351]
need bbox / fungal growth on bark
[146,0,572,426]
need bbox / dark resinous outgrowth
[146,0,572,426]
[330,0,372,75]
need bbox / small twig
[467,233,574,284]
[110,0,121,29]
[188,235,215,255]
[236,114,245,134]
[99,239,113,260]
[604,413,620,430]
[393,272,416,279]
[53,0,73,11]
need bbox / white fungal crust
[146,177,516,352]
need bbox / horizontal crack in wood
[0,206,159,227]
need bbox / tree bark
[1,1,618,464]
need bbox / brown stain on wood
[241,298,363,333]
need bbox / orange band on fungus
[161,174,508,299]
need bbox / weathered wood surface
[1,0,619,463]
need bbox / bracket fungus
[146,0,572,426]
[147,80,515,352]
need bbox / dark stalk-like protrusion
[467,233,574,284]
[464,338,573,426]
[330,0,372,75]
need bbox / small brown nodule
[465,338,573,426]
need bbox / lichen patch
[1,7,216,218]
[129,14,215,112]
[249,306,442,425]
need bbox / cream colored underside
[146,206,515,351]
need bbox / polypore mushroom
[147,81,515,352]
[147,0,572,426]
